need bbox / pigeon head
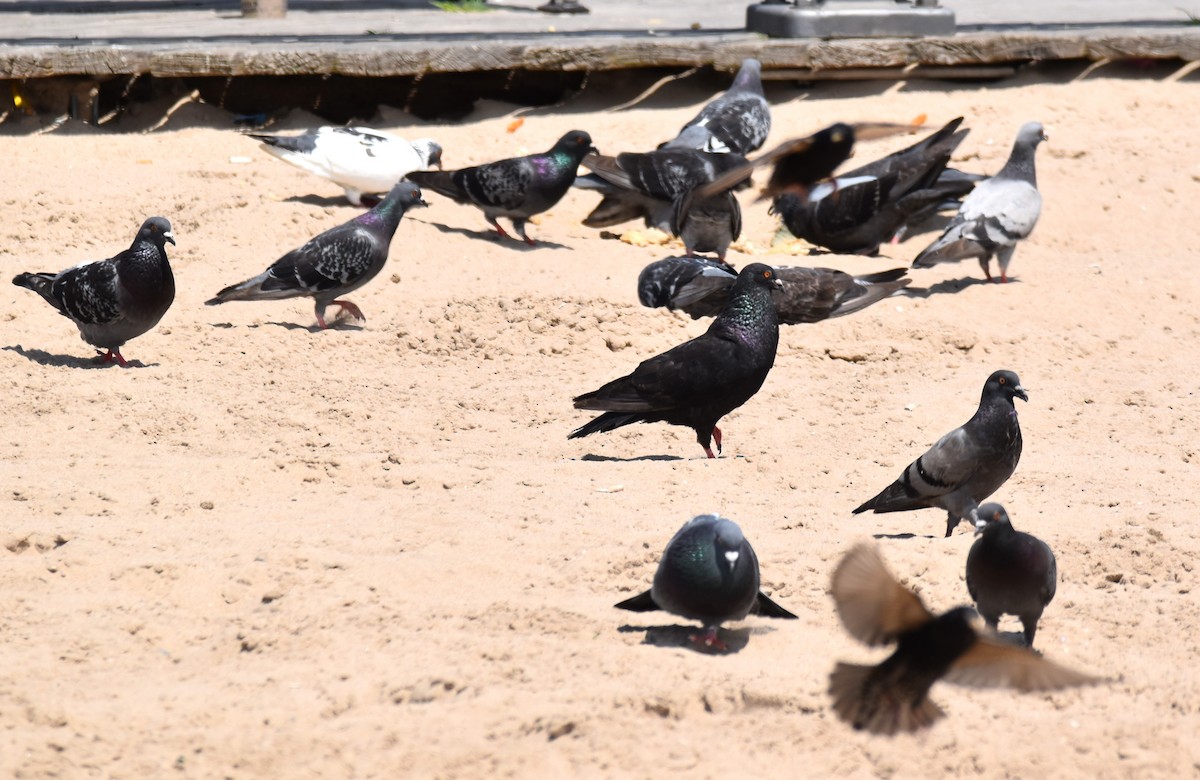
[973,502,1013,534]
[138,216,175,247]
[1017,121,1048,148]
[738,263,784,292]
[412,139,444,170]
[384,180,429,210]
[554,130,599,160]
[707,515,748,571]
[731,58,763,90]
[984,369,1028,403]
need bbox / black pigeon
[672,58,771,155]
[408,130,596,245]
[828,542,1099,736]
[771,117,977,255]
[853,370,1028,538]
[966,503,1057,648]
[13,216,176,367]
[697,122,918,203]
[615,514,797,651]
[913,121,1047,282]
[205,180,426,328]
[637,256,910,325]
[569,263,782,458]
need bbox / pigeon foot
[712,425,723,454]
[689,626,726,652]
[95,349,129,367]
[332,300,366,322]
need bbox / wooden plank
[1,29,1198,80]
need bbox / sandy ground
[0,65,1198,779]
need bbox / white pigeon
[249,126,443,206]
[912,122,1046,283]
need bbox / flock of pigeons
[7,58,1095,734]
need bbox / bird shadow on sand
[617,624,752,655]
[872,532,937,540]
[261,320,365,333]
[577,453,684,463]
[3,345,155,369]
[901,276,1007,298]
[282,193,361,209]
[414,218,569,251]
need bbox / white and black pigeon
[669,58,771,155]
[853,370,1028,538]
[912,122,1047,282]
[249,126,443,206]
[205,180,426,328]
[407,130,596,245]
[614,514,797,651]
[13,216,176,367]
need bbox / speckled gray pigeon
[205,180,426,328]
[672,58,771,155]
[967,503,1057,648]
[853,370,1028,537]
[913,122,1046,282]
[13,216,176,366]
[614,514,796,651]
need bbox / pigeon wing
[944,634,1102,692]
[830,542,932,646]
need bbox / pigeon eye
[999,376,1006,385]
[762,270,771,279]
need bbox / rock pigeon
[205,180,426,328]
[852,370,1028,538]
[13,216,176,367]
[407,130,596,245]
[637,256,910,325]
[828,542,1099,736]
[577,144,747,251]
[912,121,1047,282]
[569,263,783,458]
[772,117,977,255]
[966,503,1057,648]
[614,514,797,651]
[671,58,771,155]
[697,122,918,203]
[249,126,443,206]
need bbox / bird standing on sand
[828,542,1099,735]
[853,370,1028,537]
[615,514,797,651]
[966,503,1057,648]
[205,181,426,329]
[408,130,596,245]
[913,121,1046,282]
[570,263,783,459]
[13,216,176,367]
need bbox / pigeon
[408,130,596,245]
[577,143,747,247]
[671,58,771,155]
[852,370,1028,538]
[697,122,919,203]
[771,117,978,255]
[966,503,1057,648]
[614,514,797,651]
[828,542,1099,736]
[912,121,1047,282]
[637,256,910,325]
[570,263,783,458]
[13,216,176,367]
[205,180,427,328]
[249,126,443,206]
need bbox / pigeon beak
[974,518,988,535]
[164,231,176,246]
[724,550,739,564]
[1014,385,1029,402]
[772,278,784,290]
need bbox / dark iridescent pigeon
[408,130,596,245]
[13,216,176,367]
[205,180,426,328]
[615,514,796,651]
[967,503,1057,648]
[637,256,909,325]
[853,370,1028,538]
[570,263,782,459]
[828,542,1099,736]
[772,117,977,255]
[913,122,1046,282]
[672,58,771,155]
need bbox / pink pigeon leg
[689,626,726,652]
[331,300,365,322]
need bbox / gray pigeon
[966,503,1057,648]
[671,186,741,260]
[637,256,910,325]
[672,58,771,155]
[205,180,426,328]
[13,216,176,367]
[912,122,1047,282]
[614,514,796,651]
[852,370,1028,537]
[570,263,783,459]
[408,130,596,245]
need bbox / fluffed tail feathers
[567,410,646,440]
[828,662,945,735]
[12,272,65,311]
[829,270,911,320]
[406,170,468,203]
